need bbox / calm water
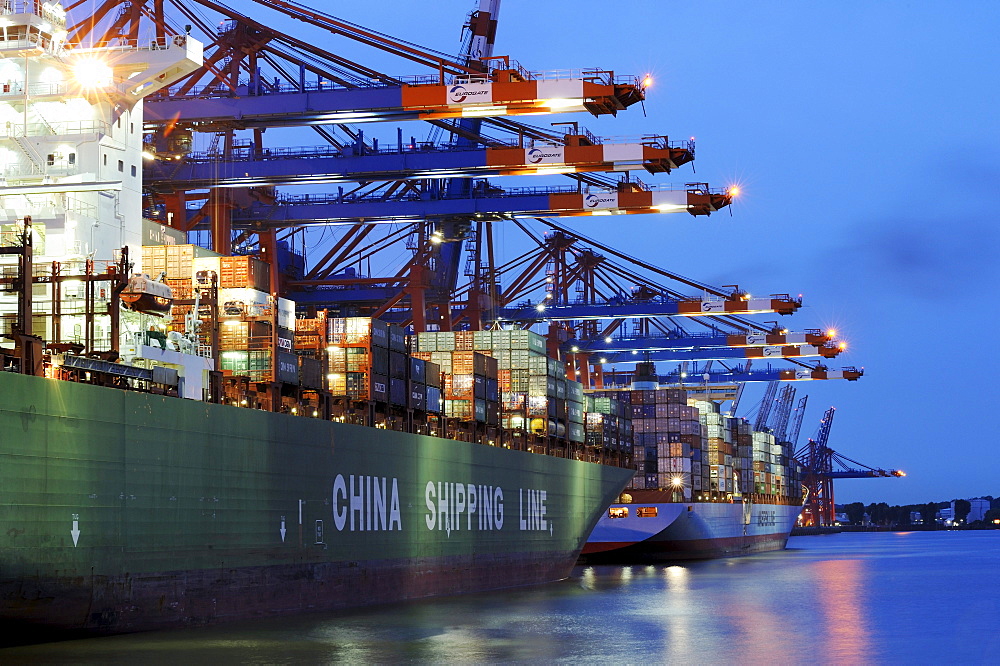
[3,531,998,664]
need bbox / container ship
[0,0,854,641]
[580,365,805,563]
[0,5,636,639]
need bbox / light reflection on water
[2,531,999,664]
[815,558,871,662]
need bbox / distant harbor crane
[795,407,904,527]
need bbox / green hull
[0,372,632,637]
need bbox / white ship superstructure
[0,1,200,346]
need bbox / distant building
[834,512,849,525]
[967,499,990,523]
[909,511,923,525]
[936,507,954,526]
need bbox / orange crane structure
[795,407,904,527]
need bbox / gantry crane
[768,385,796,443]
[753,381,780,432]
[68,0,862,397]
[144,133,695,189]
[217,180,731,231]
[795,407,903,527]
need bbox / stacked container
[415,329,578,434]
[584,393,632,453]
[585,383,804,502]
[326,317,390,402]
[439,351,499,424]
[618,388,696,497]
[219,255,270,291]
[695,400,733,494]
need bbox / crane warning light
[827,329,837,337]
[642,75,653,88]
[727,185,741,197]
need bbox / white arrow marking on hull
[280,516,287,543]
[71,514,80,547]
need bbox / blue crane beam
[599,365,864,386]
[564,329,831,353]
[496,294,801,321]
[594,344,843,364]
[145,136,694,190]
[144,69,645,130]
[215,183,732,229]
[826,470,904,479]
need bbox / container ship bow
[0,5,633,639]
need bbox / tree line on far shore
[838,496,1000,528]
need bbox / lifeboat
[120,273,173,315]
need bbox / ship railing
[64,196,98,218]
[0,120,110,138]
[72,35,178,53]
[0,81,64,98]
[0,1,67,22]
[0,31,65,56]
[2,163,80,179]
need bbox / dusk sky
[222,1,999,506]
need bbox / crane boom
[753,381,779,432]
[770,385,795,442]
[787,395,808,447]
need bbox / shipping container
[276,326,295,353]
[219,254,270,291]
[389,350,407,379]
[298,355,323,389]
[388,324,407,352]
[409,356,426,384]
[425,361,441,388]
[414,332,437,352]
[371,373,388,402]
[389,377,407,406]
[446,399,473,420]
[277,352,299,384]
[425,385,442,412]
[277,298,295,330]
[409,381,426,411]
